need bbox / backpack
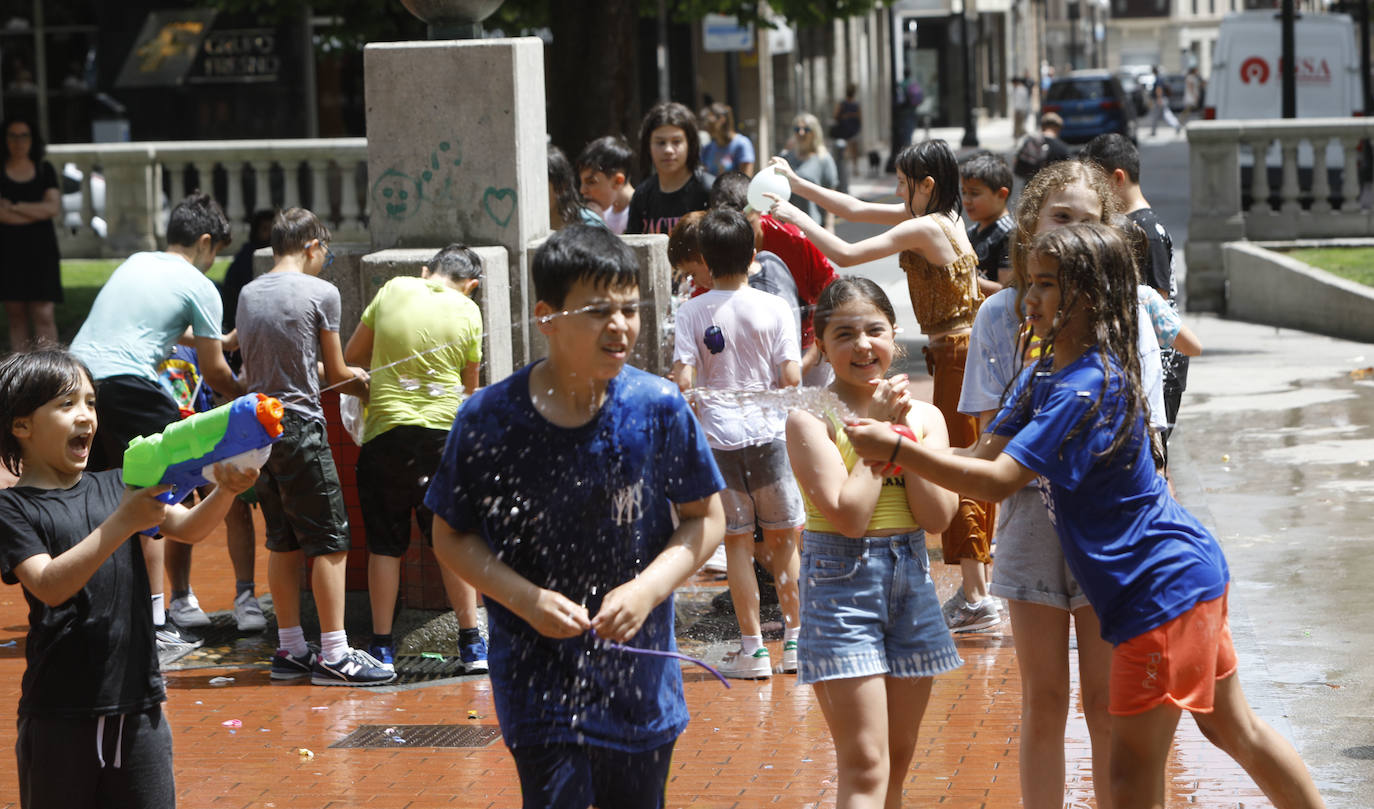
[1013,133,1047,179]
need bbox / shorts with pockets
[988,487,1090,612]
[798,530,963,685]
[356,425,448,557]
[257,411,350,557]
[713,440,804,535]
[1109,589,1238,716]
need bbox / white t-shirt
[958,287,1167,431]
[673,286,801,450]
[602,204,629,235]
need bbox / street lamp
[955,0,979,147]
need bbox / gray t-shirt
[236,272,341,422]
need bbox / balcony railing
[49,138,370,258]
[1186,118,1374,311]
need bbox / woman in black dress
[0,117,61,350]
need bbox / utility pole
[657,0,670,101]
[1280,0,1296,118]
[960,0,979,147]
[1362,0,1371,114]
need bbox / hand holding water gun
[122,393,285,534]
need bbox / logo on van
[1240,57,1270,84]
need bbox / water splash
[687,386,856,423]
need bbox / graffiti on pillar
[482,187,516,227]
[372,169,421,220]
[370,138,466,221]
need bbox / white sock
[321,630,349,664]
[784,626,800,643]
[278,625,308,658]
[740,635,764,654]
[151,594,165,626]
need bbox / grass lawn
[1286,247,1374,288]
[2,257,230,351]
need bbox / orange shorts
[1109,589,1238,717]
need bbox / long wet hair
[1001,223,1148,465]
[548,145,593,229]
[1010,159,1119,310]
[893,139,960,217]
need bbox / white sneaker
[780,639,798,674]
[168,593,211,628]
[719,645,772,679]
[702,544,728,574]
[233,590,267,632]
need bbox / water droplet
[398,376,420,391]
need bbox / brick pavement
[0,506,1275,809]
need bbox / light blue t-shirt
[991,349,1229,644]
[702,133,756,176]
[71,252,223,384]
[958,287,1168,431]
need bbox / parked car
[1042,70,1137,144]
[61,163,106,238]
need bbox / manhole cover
[331,724,502,749]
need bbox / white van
[1206,11,1361,120]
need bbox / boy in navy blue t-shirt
[425,225,726,809]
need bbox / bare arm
[846,418,1036,502]
[768,156,909,225]
[767,196,927,268]
[460,361,480,395]
[432,514,591,639]
[591,493,725,642]
[10,188,61,220]
[319,329,368,397]
[977,277,1003,297]
[669,361,695,393]
[12,485,172,607]
[159,464,258,543]
[778,359,801,389]
[800,343,821,376]
[900,402,959,533]
[194,336,245,398]
[343,323,374,368]
[1172,322,1202,357]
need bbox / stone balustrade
[49,138,369,258]
[1186,118,1374,312]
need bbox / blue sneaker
[459,635,488,674]
[369,644,395,670]
[270,646,316,680]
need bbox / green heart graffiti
[483,187,516,228]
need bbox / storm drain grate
[331,724,502,749]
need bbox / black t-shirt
[625,170,713,235]
[968,214,1014,282]
[1125,208,1176,299]
[0,470,164,717]
[1044,135,1071,167]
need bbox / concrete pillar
[363,38,550,366]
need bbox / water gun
[122,393,285,534]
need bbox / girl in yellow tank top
[785,277,961,809]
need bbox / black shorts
[18,705,175,809]
[257,412,351,557]
[91,375,182,472]
[356,425,448,557]
[509,739,676,809]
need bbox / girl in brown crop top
[767,140,998,633]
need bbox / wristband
[887,435,904,468]
[884,424,918,476]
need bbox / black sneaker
[270,646,317,681]
[311,647,397,687]
[155,620,203,650]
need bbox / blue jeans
[798,530,963,685]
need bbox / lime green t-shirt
[361,276,483,442]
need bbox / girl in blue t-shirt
[786,277,961,809]
[844,224,1324,809]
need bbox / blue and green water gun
[122,393,285,533]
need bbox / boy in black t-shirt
[959,152,1015,293]
[1081,133,1192,450]
[0,350,257,809]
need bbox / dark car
[1043,70,1137,144]
[1159,72,1189,113]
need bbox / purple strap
[590,631,731,689]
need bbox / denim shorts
[988,487,1090,612]
[712,440,805,535]
[798,530,963,685]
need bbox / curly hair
[1009,159,1119,306]
[999,223,1148,466]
